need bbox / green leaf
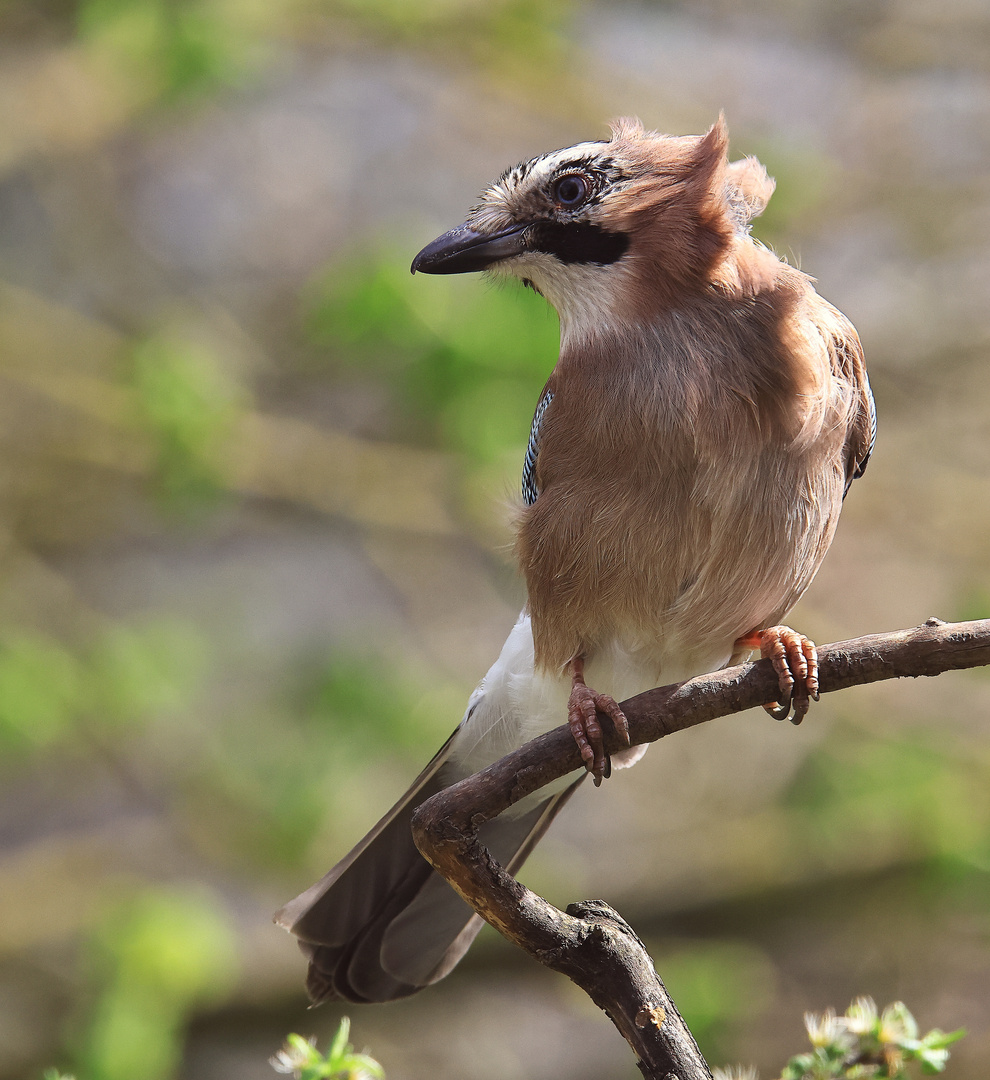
[917,1046,951,1073]
[921,1028,967,1049]
[328,1016,350,1067]
[271,1021,384,1080]
[779,1051,815,1078]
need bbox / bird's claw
[763,698,793,722]
[755,624,818,725]
[735,625,818,725]
[567,660,630,786]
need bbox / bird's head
[412,116,775,340]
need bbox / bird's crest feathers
[467,115,782,324]
[606,114,774,230]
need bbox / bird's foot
[735,625,819,725]
[568,656,630,786]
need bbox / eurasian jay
[276,116,876,1004]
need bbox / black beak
[411,223,527,275]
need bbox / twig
[410,617,990,1079]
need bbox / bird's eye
[551,173,590,209]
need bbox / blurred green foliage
[304,251,559,466]
[90,620,209,725]
[182,649,453,873]
[0,620,207,754]
[70,889,237,1080]
[0,633,82,751]
[132,333,244,514]
[954,585,990,625]
[747,143,835,246]
[77,0,266,102]
[70,0,576,114]
[192,718,333,871]
[302,651,439,753]
[655,938,774,1060]
[784,725,990,871]
[326,0,574,73]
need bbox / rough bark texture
[410,618,990,1079]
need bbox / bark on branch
[410,618,990,1079]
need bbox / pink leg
[735,625,819,725]
[567,656,630,786]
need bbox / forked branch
[410,617,990,1079]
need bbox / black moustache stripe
[528,222,630,265]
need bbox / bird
[275,116,875,1005]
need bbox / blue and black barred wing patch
[828,327,876,497]
[522,390,554,505]
[851,370,877,483]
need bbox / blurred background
[1,1,989,1077]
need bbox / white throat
[493,255,634,349]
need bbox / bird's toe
[744,625,819,725]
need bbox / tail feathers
[277,743,584,1003]
[275,728,459,939]
[302,850,441,1003]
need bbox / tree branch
[410,618,990,1079]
